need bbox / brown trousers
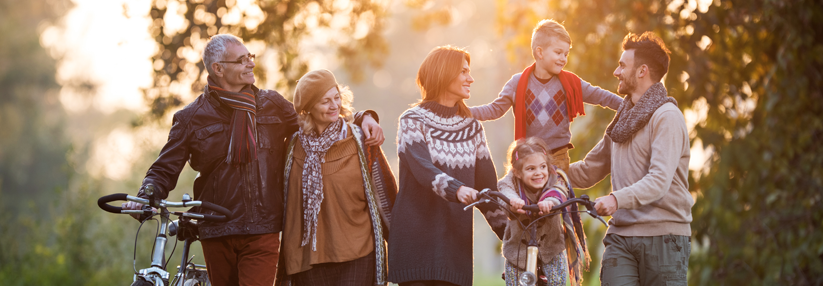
[200,233,280,286]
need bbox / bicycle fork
[519,227,540,286]
[136,209,171,284]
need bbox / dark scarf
[297,117,345,251]
[207,77,258,164]
[606,82,677,143]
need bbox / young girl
[499,137,590,286]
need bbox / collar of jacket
[204,83,262,115]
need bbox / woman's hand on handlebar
[509,198,527,214]
[537,200,557,215]
[456,186,478,205]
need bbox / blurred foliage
[497,0,823,285]
[0,0,72,213]
[0,0,203,284]
[143,0,390,119]
[404,0,453,31]
[0,0,118,284]
[0,181,134,285]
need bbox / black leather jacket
[138,84,376,240]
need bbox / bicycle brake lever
[462,199,489,211]
[587,210,608,226]
[137,205,156,222]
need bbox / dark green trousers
[600,234,690,286]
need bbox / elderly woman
[276,69,397,286]
[387,46,507,286]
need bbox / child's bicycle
[464,189,607,286]
[97,186,231,286]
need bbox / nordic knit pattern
[470,73,623,150]
[389,101,506,286]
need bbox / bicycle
[464,189,607,286]
[98,185,231,286]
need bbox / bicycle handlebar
[476,189,595,213]
[466,189,607,226]
[97,193,232,222]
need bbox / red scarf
[207,77,258,164]
[513,63,584,140]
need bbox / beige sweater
[568,103,693,236]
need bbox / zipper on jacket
[243,164,254,224]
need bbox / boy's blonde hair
[531,19,572,59]
[506,137,557,186]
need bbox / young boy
[470,19,622,172]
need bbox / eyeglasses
[219,54,256,65]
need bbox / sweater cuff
[611,191,629,210]
[432,173,464,203]
[445,179,465,203]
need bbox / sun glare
[42,0,156,114]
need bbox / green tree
[0,0,129,284]
[143,0,391,119]
[496,0,823,284]
[0,0,71,214]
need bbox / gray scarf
[606,82,678,143]
[298,118,345,251]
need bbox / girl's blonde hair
[415,45,473,118]
[297,85,354,134]
[506,137,557,185]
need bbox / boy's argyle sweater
[471,72,622,150]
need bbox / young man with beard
[122,34,384,286]
[566,32,693,285]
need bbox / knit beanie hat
[294,69,339,113]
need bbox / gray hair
[202,34,244,74]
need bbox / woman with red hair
[387,46,506,286]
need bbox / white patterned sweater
[388,101,507,286]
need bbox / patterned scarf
[606,82,678,143]
[298,117,345,251]
[207,77,258,164]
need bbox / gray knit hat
[294,69,339,113]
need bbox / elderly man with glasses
[123,34,385,286]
